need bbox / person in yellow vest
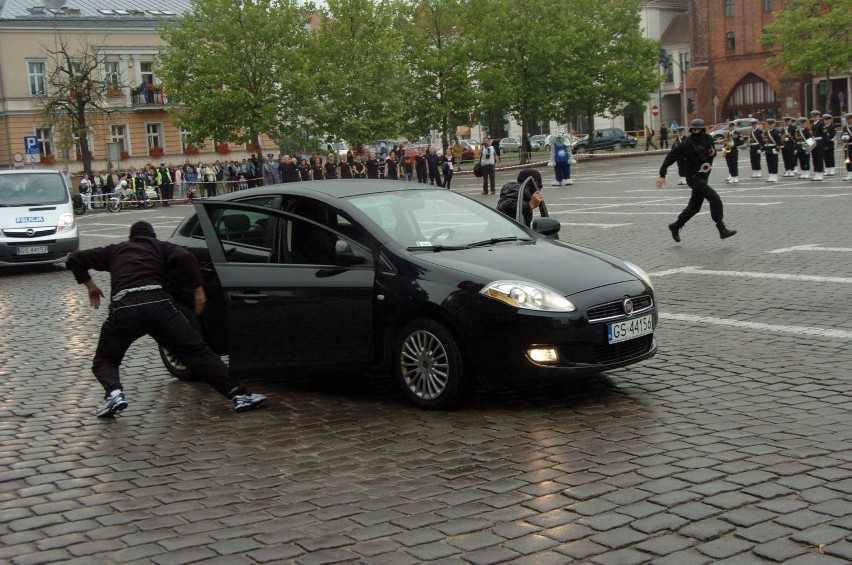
[452,139,463,172]
[156,163,173,206]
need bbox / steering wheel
[429,228,457,243]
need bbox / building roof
[660,12,690,46]
[0,0,192,20]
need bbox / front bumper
[0,232,80,266]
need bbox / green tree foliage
[308,0,409,150]
[157,0,312,155]
[762,0,852,110]
[41,37,116,174]
[552,0,659,151]
[470,0,567,163]
[402,0,478,151]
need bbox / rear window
[0,173,68,207]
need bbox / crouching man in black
[67,220,266,417]
[655,118,737,242]
[497,168,544,227]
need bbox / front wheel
[143,198,155,209]
[107,199,121,213]
[575,146,587,154]
[394,318,468,409]
[613,142,622,151]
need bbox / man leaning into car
[67,220,266,417]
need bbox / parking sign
[24,136,39,154]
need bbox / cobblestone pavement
[1,152,851,564]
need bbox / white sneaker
[813,172,824,181]
[751,172,761,178]
[844,173,852,181]
[96,390,128,417]
[551,180,561,187]
[767,174,777,182]
[565,179,574,185]
[731,177,739,183]
[800,172,810,179]
[726,176,732,183]
[233,393,266,412]
[826,168,835,176]
[677,178,686,185]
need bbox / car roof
[214,180,438,201]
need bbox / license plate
[607,314,654,344]
[16,246,49,256]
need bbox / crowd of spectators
[74,144,460,208]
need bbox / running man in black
[656,119,737,242]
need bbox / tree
[308,0,409,150]
[470,0,567,164]
[762,0,852,111]
[41,37,117,175]
[402,0,478,151]
[551,0,659,152]
[158,0,313,156]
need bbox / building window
[680,52,691,73]
[74,134,94,159]
[725,0,734,17]
[104,61,121,90]
[764,0,774,11]
[726,32,736,50]
[665,64,674,83]
[28,61,47,95]
[146,123,162,152]
[180,131,193,153]
[140,61,155,86]
[35,127,53,156]
[110,124,129,155]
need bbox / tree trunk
[77,99,92,175]
[252,133,263,158]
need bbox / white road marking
[560,222,632,228]
[660,312,852,341]
[650,265,852,284]
[768,244,852,254]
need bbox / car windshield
[348,189,533,249]
[0,173,68,207]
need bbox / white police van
[0,169,79,267]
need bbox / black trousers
[93,290,242,399]
[444,170,453,189]
[725,150,739,177]
[416,169,427,184]
[749,146,762,170]
[764,147,779,174]
[675,175,724,227]
[161,182,173,204]
[428,169,443,187]
[824,141,835,168]
[811,144,825,172]
[782,146,797,171]
[481,164,496,193]
[797,149,811,171]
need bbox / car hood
[410,239,638,296]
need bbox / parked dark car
[160,182,657,409]
[571,128,636,153]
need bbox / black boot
[717,222,737,239]
[668,222,681,242]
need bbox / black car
[571,128,637,153]
[161,181,657,409]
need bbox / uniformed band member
[823,113,836,176]
[842,113,852,182]
[723,121,743,183]
[762,118,783,183]
[67,221,267,417]
[672,126,688,185]
[795,117,812,179]
[809,110,826,181]
[747,119,764,178]
[781,116,798,177]
[656,118,737,242]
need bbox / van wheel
[613,142,622,151]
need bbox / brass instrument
[722,131,734,155]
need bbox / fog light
[527,348,559,364]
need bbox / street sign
[13,152,23,163]
[651,105,659,117]
[24,136,39,155]
[25,154,39,164]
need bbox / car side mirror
[532,217,561,237]
[334,239,367,266]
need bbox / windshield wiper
[465,236,533,248]
[406,244,468,252]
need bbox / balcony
[131,87,168,107]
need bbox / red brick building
[686,0,807,124]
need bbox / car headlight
[623,261,653,289]
[480,280,575,312]
[57,212,75,232]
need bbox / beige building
[0,0,266,172]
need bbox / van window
[0,173,68,207]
